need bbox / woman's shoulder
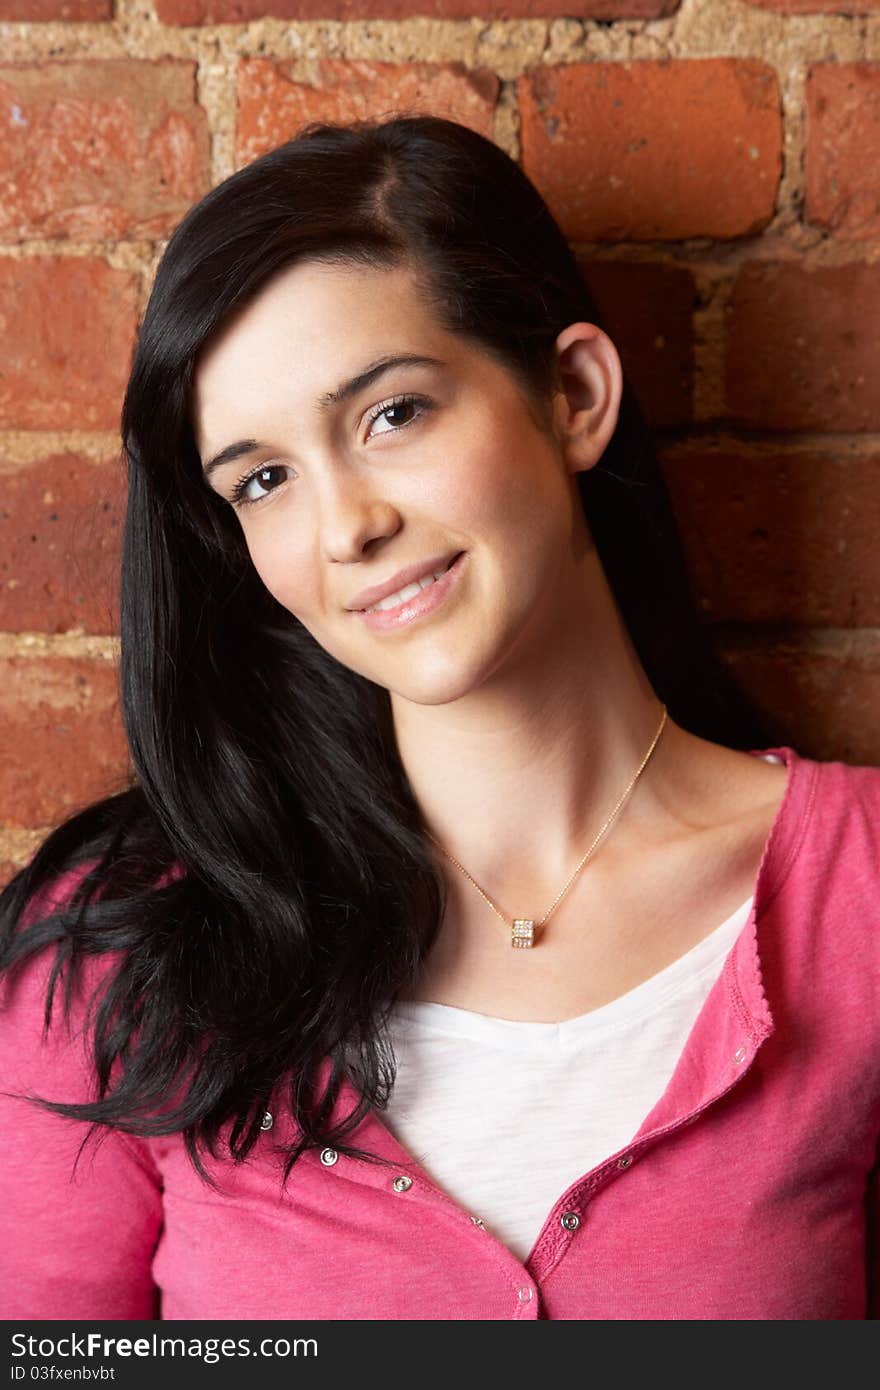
[0,856,165,1320]
[0,858,174,1192]
[769,747,880,940]
[0,854,184,1089]
[797,746,880,839]
[1,865,118,1093]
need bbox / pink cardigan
[1,742,879,1320]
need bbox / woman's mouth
[355,552,467,631]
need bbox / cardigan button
[560,1211,580,1231]
[617,1155,633,1169]
[259,1111,274,1131]
[517,1286,533,1303]
[392,1175,413,1192]
[319,1147,339,1166]
[734,1045,747,1064]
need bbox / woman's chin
[386,666,486,708]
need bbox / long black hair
[0,114,780,1186]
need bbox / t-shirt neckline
[388,743,810,1041]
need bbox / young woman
[1,114,878,1321]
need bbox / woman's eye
[229,394,430,508]
[365,393,429,438]
[231,463,289,508]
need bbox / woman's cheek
[248,535,316,617]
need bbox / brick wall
[2,0,879,884]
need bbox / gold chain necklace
[425,703,668,949]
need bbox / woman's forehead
[204,259,433,362]
[190,260,496,460]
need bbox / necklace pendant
[511,919,536,949]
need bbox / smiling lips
[354,551,467,631]
[347,551,461,612]
[362,561,456,612]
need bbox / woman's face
[192,258,592,705]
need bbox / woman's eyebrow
[316,352,444,411]
[201,437,264,484]
[200,352,444,483]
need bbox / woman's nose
[318,474,402,564]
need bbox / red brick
[0,837,46,890]
[724,262,880,432]
[0,0,109,17]
[0,860,20,889]
[805,64,880,241]
[0,654,129,829]
[0,258,138,430]
[718,635,880,767]
[163,0,677,25]
[0,451,125,635]
[519,60,782,242]
[745,1,880,12]
[662,444,880,625]
[0,62,211,241]
[236,59,498,166]
[578,259,695,428]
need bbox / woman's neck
[390,549,676,903]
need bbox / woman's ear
[551,323,623,474]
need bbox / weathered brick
[718,634,880,768]
[0,860,19,890]
[0,830,53,892]
[745,1,880,12]
[0,62,211,241]
[578,259,695,428]
[162,0,678,25]
[0,451,125,635]
[0,259,138,431]
[662,444,880,625]
[237,58,498,166]
[0,654,130,830]
[0,0,109,18]
[519,60,782,242]
[805,64,880,241]
[724,262,880,431]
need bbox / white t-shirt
[381,754,783,1265]
[382,897,750,1263]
